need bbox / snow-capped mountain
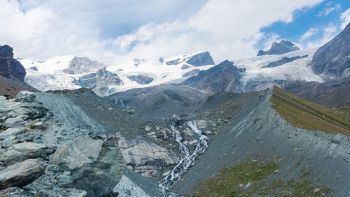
[19,42,323,97]
[19,52,217,96]
[235,48,323,92]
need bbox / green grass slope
[271,87,350,136]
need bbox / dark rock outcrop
[0,45,26,81]
[185,51,215,66]
[257,40,300,56]
[262,55,308,68]
[184,60,245,94]
[166,51,215,66]
[127,74,153,85]
[310,23,350,78]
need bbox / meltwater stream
[159,121,208,196]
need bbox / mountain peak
[165,51,215,66]
[0,45,14,58]
[257,40,300,56]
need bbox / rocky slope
[1,20,350,197]
[173,88,350,196]
[1,81,350,196]
[183,60,245,94]
[284,78,350,107]
[311,22,350,79]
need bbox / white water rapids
[159,121,209,196]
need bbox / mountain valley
[0,17,350,197]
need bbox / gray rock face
[0,159,44,189]
[52,136,103,170]
[74,68,123,96]
[0,142,50,165]
[118,137,179,177]
[127,74,153,85]
[262,55,308,68]
[0,45,26,81]
[184,60,245,94]
[310,22,350,78]
[257,40,300,56]
[166,51,215,66]
[185,51,215,67]
[63,57,106,75]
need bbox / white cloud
[302,23,338,49]
[112,0,324,63]
[0,0,324,64]
[341,8,350,29]
[299,27,319,42]
[317,3,340,16]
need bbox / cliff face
[0,45,26,81]
[310,23,350,79]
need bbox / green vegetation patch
[271,87,350,136]
[190,160,331,197]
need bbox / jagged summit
[310,22,350,79]
[257,40,300,56]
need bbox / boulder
[3,116,25,128]
[0,127,25,140]
[8,102,48,120]
[2,135,16,148]
[0,159,44,189]
[51,136,103,170]
[0,142,50,165]
[118,137,179,176]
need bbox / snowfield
[19,49,323,96]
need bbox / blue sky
[1,0,350,63]
[261,0,350,48]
